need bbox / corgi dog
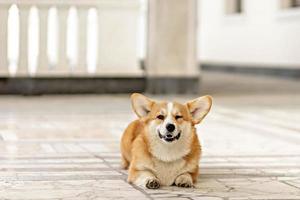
[121,93,212,189]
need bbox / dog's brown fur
[121,93,212,189]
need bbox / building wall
[199,0,300,68]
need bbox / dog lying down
[120,93,212,189]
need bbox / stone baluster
[56,5,70,75]
[17,5,30,75]
[0,5,9,76]
[36,5,49,75]
[74,6,88,74]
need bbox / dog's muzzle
[158,131,181,142]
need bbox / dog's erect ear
[131,93,154,118]
[186,95,212,124]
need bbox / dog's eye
[175,115,183,120]
[157,115,165,120]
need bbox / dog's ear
[186,95,212,124]
[131,93,154,118]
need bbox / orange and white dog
[121,93,212,189]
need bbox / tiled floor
[0,72,300,199]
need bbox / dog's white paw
[145,178,160,189]
[134,171,160,189]
[175,174,193,188]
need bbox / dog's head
[131,93,212,143]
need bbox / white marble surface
[0,72,300,199]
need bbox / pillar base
[146,76,200,94]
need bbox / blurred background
[0,1,300,198]
[0,0,299,94]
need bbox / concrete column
[281,0,293,8]
[146,0,199,94]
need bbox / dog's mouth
[158,131,181,142]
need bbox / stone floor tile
[0,72,300,199]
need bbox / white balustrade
[37,5,49,74]
[75,6,88,74]
[18,5,30,75]
[0,4,9,75]
[97,2,140,75]
[56,5,69,74]
[0,0,142,77]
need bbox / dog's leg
[121,155,129,169]
[132,170,160,189]
[174,173,193,188]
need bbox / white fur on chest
[146,114,195,186]
[147,121,193,162]
[152,158,186,186]
[150,138,191,162]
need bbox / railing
[0,0,143,77]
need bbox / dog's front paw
[175,174,193,188]
[146,178,160,189]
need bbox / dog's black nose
[166,123,175,132]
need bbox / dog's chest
[152,158,186,186]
